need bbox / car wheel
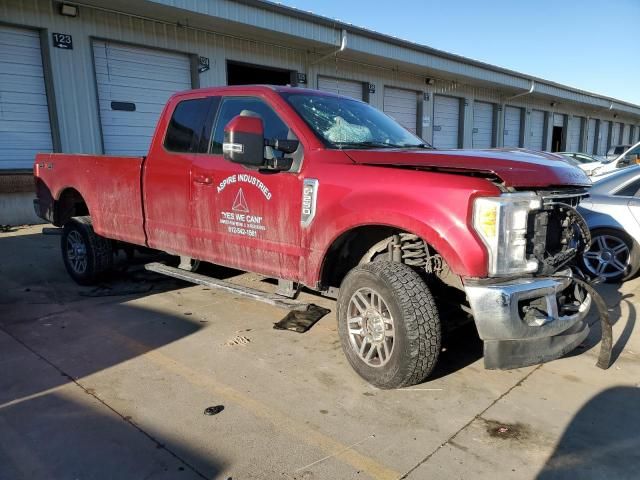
[61,216,113,285]
[580,228,640,283]
[337,261,441,389]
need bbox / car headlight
[473,192,541,276]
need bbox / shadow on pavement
[0,229,225,478]
[537,386,640,480]
[430,322,483,380]
[0,390,224,479]
[565,282,636,366]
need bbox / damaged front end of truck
[464,186,612,371]
[352,148,613,372]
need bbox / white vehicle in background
[605,144,631,160]
[592,141,640,178]
[557,152,607,176]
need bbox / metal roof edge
[234,0,640,113]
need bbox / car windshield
[559,153,589,164]
[281,92,430,149]
[559,155,580,167]
[574,154,602,164]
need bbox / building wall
[1,0,640,224]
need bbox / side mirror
[223,115,265,166]
[266,138,299,154]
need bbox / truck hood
[346,148,591,188]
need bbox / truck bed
[34,153,146,245]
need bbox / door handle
[193,174,213,185]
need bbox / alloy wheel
[66,230,88,275]
[346,287,395,367]
[583,234,630,279]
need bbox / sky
[277,0,640,105]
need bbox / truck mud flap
[484,276,612,371]
[273,304,331,333]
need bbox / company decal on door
[217,174,271,238]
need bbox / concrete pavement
[1,225,638,479]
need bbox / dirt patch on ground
[482,418,532,441]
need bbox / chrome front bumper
[464,269,592,369]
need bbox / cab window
[211,97,294,155]
[164,98,214,153]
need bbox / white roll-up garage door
[567,116,582,152]
[586,119,597,154]
[528,110,545,150]
[472,101,493,149]
[0,25,53,170]
[610,122,620,146]
[93,41,192,156]
[597,121,609,155]
[623,124,631,144]
[503,106,521,148]
[433,95,461,149]
[383,87,417,133]
[317,76,363,100]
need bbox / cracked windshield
[282,93,431,149]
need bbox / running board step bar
[145,262,310,311]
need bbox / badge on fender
[301,179,319,227]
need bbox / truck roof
[172,84,348,99]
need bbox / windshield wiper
[333,141,416,149]
[401,143,433,149]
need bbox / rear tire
[61,216,113,285]
[337,261,441,389]
[580,228,640,283]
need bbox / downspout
[505,79,535,101]
[311,29,347,64]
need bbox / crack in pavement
[398,364,543,479]
[0,325,209,480]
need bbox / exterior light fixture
[60,3,78,17]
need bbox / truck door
[190,95,305,280]
[144,96,214,255]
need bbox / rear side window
[614,178,640,197]
[164,98,214,153]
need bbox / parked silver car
[577,166,640,282]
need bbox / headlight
[473,192,541,276]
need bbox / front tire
[337,261,441,389]
[61,216,113,285]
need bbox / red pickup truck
[34,85,594,388]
